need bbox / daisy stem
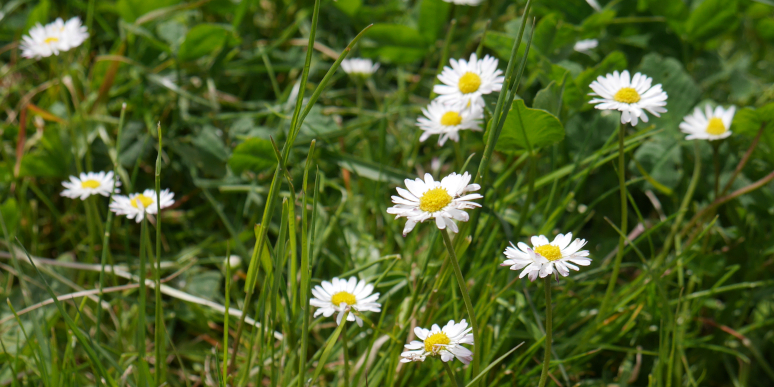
[154,122,165,385]
[600,121,628,318]
[442,361,462,387]
[441,229,480,384]
[537,277,553,387]
[138,216,148,387]
[342,322,350,387]
[712,141,720,199]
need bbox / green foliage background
[1,0,774,386]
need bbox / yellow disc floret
[331,291,357,307]
[80,179,101,189]
[130,194,155,209]
[419,187,452,213]
[424,332,451,353]
[440,111,463,126]
[534,244,563,261]
[705,117,727,136]
[44,37,60,44]
[613,87,641,104]
[458,72,482,94]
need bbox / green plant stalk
[223,249,231,387]
[154,122,165,385]
[298,142,317,387]
[96,103,126,354]
[441,229,480,384]
[600,121,628,318]
[443,361,462,387]
[342,322,350,387]
[138,216,148,387]
[537,277,553,387]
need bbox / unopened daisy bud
[588,70,667,126]
[573,39,598,53]
[225,255,242,270]
[679,104,736,141]
[502,233,591,282]
[109,189,175,223]
[310,277,381,327]
[61,171,119,200]
[400,319,474,364]
[387,172,482,236]
[434,53,504,110]
[341,58,380,77]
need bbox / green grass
[3,0,774,386]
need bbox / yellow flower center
[706,117,727,136]
[613,87,641,104]
[534,244,563,261]
[440,111,463,126]
[419,187,452,213]
[44,37,59,44]
[424,332,451,353]
[458,72,481,94]
[130,194,154,209]
[330,291,357,307]
[80,179,101,189]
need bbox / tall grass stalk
[154,122,165,385]
[137,216,148,387]
[537,277,553,387]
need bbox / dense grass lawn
[2,0,774,386]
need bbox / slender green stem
[441,229,480,384]
[712,142,720,199]
[138,216,148,387]
[442,361,462,387]
[223,254,231,387]
[600,121,628,318]
[154,122,165,385]
[342,322,349,387]
[537,277,553,387]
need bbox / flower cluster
[21,17,89,59]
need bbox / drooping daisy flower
[20,17,89,59]
[442,0,483,5]
[341,58,380,77]
[679,104,736,141]
[310,277,381,326]
[588,70,667,126]
[61,171,120,200]
[387,172,482,236]
[573,39,598,53]
[400,319,474,364]
[417,100,483,146]
[501,233,591,281]
[109,189,175,223]
[434,53,504,109]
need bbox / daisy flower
[109,189,175,223]
[501,233,591,281]
[434,53,504,109]
[387,172,482,236]
[573,39,598,53]
[417,100,483,146]
[310,277,381,326]
[679,104,736,141]
[341,58,380,77]
[588,70,667,126]
[20,17,89,59]
[61,171,120,200]
[400,319,474,364]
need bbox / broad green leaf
[116,0,181,23]
[178,24,230,62]
[497,99,565,152]
[24,0,49,32]
[228,138,277,175]
[685,0,739,42]
[363,24,429,64]
[533,77,566,117]
[418,0,451,42]
[637,53,700,130]
[334,0,362,17]
[637,0,687,20]
[532,13,577,57]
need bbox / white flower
[501,233,591,281]
[589,70,668,126]
[443,0,483,5]
[679,104,736,141]
[341,58,380,77]
[20,17,88,59]
[226,255,242,270]
[400,319,474,364]
[387,172,482,236]
[109,189,175,223]
[573,39,598,53]
[310,277,381,327]
[61,171,119,200]
[434,53,504,110]
[417,100,483,146]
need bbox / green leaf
[418,0,451,42]
[24,0,50,32]
[497,99,565,152]
[334,0,362,17]
[115,0,181,23]
[636,53,701,130]
[178,24,230,62]
[533,76,566,117]
[363,24,429,64]
[0,198,19,236]
[685,0,739,42]
[19,129,70,179]
[532,13,577,57]
[228,138,277,175]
